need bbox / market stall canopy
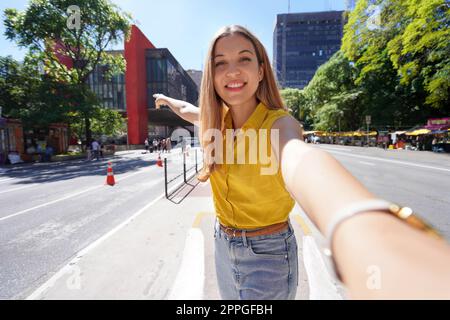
[405,128,431,136]
[425,118,450,131]
[352,131,377,137]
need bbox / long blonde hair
[197,25,286,182]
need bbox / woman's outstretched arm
[271,115,450,299]
[153,94,200,125]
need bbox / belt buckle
[224,226,237,238]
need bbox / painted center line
[359,161,375,166]
[316,145,353,152]
[26,191,166,300]
[0,184,38,194]
[327,150,450,173]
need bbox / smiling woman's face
[213,33,263,108]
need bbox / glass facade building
[273,11,345,89]
[146,48,198,109]
[86,48,197,112]
[87,66,126,110]
[87,51,126,110]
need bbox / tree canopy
[288,0,449,132]
[3,0,132,141]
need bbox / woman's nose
[226,64,241,77]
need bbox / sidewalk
[26,173,344,300]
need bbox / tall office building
[273,11,345,89]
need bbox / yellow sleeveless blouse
[209,102,296,229]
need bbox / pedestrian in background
[100,143,105,159]
[43,144,54,162]
[166,137,172,153]
[144,138,149,153]
[180,137,187,154]
[157,139,162,152]
[91,139,100,161]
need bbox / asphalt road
[314,144,450,240]
[0,148,198,299]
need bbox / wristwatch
[323,199,443,281]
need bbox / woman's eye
[215,61,226,68]
[240,57,251,62]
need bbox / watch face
[398,207,413,219]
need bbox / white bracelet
[323,199,441,282]
[325,199,393,254]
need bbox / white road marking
[327,150,450,173]
[26,173,196,300]
[359,161,375,166]
[316,145,353,152]
[0,184,38,194]
[167,228,205,300]
[26,192,165,300]
[302,236,343,300]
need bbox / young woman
[154,25,450,299]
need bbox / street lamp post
[365,115,371,147]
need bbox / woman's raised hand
[152,93,200,125]
[153,93,171,110]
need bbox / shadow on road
[0,155,161,185]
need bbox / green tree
[302,51,363,131]
[386,0,450,110]
[342,0,449,122]
[280,88,311,125]
[0,55,72,126]
[4,0,132,142]
[68,106,126,142]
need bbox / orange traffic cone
[106,162,115,186]
[157,153,163,167]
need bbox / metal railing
[164,148,202,198]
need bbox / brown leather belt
[220,221,289,238]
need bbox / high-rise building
[273,11,345,89]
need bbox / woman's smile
[225,80,247,92]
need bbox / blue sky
[0,0,346,71]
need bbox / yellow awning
[406,129,431,136]
[353,131,377,137]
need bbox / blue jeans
[214,219,298,300]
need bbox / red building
[124,25,155,145]
[87,25,198,145]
